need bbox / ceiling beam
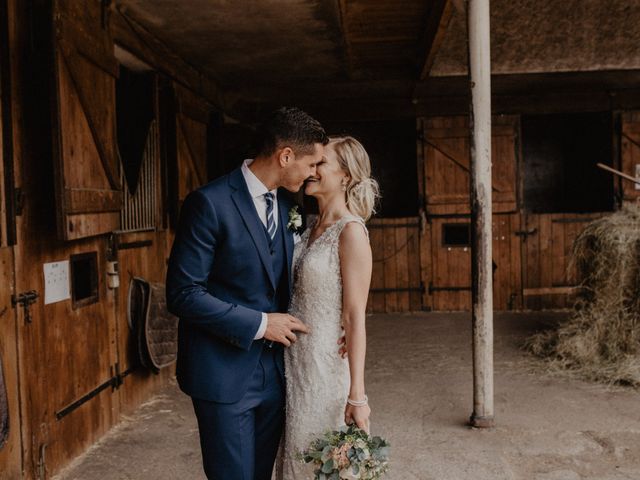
[418,0,455,80]
[111,5,228,112]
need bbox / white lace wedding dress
[278,214,368,480]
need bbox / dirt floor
[53,312,640,480]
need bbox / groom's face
[280,143,324,192]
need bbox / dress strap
[334,215,369,242]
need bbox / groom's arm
[166,189,262,351]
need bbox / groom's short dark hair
[256,107,329,157]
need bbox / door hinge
[37,443,47,480]
[514,227,538,240]
[11,290,39,323]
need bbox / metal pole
[467,0,495,428]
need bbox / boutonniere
[287,205,303,233]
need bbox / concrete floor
[54,313,640,480]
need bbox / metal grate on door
[118,120,158,233]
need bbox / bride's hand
[337,335,348,358]
[345,403,371,434]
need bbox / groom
[166,107,329,479]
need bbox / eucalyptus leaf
[322,459,335,473]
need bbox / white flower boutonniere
[287,205,303,233]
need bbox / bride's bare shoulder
[338,219,369,251]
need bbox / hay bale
[525,204,640,386]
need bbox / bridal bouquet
[298,425,390,479]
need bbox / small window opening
[522,112,613,213]
[71,252,99,308]
[442,223,470,247]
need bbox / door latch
[514,227,538,241]
[11,290,39,323]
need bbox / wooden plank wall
[0,1,214,478]
[493,213,523,311]
[521,213,603,310]
[367,217,422,313]
[0,247,20,479]
[114,230,175,414]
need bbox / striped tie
[264,192,276,242]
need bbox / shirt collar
[241,159,278,199]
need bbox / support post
[467,0,495,428]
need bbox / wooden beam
[523,286,579,296]
[416,70,640,98]
[467,0,495,429]
[110,6,228,113]
[418,0,455,80]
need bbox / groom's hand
[264,313,310,347]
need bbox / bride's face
[304,143,349,198]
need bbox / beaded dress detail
[279,214,369,480]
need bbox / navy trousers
[192,345,285,480]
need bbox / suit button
[267,291,274,300]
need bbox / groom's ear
[278,146,294,167]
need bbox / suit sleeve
[166,190,262,350]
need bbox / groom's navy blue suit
[166,166,294,479]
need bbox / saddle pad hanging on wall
[127,277,179,373]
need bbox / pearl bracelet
[347,395,368,407]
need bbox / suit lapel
[229,168,276,289]
[278,193,294,293]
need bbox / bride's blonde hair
[329,136,380,221]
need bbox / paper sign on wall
[44,261,71,305]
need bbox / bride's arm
[339,222,372,433]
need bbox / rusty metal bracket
[429,283,471,294]
[11,290,39,323]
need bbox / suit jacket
[166,167,295,403]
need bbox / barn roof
[115,0,640,115]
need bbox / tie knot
[264,192,274,204]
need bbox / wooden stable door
[0,0,21,472]
[421,116,518,216]
[13,2,120,477]
[520,213,604,309]
[419,116,522,311]
[426,214,522,311]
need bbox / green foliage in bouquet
[298,425,390,480]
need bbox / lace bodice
[279,214,368,479]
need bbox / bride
[279,136,380,479]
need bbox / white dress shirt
[241,159,277,340]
